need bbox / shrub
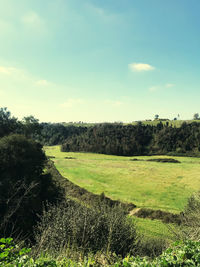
[180,191,200,241]
[135,237,168,258]
[113,240,200,266]
[35,200,137,257]
[0,134,64,238]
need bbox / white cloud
[86,3,120,22]
[36,80,50,86]
[0,65,54,89]
[61,98,84,108]
[129,63,155,72]
[149,83,175,92]
[21,11,46,32]
[148,86,160,92]
[0,66,33,81]
[165,83,175,88]
[104,100,123,107]
[0,66,16,75]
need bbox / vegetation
[0,107,21,137]
[36,123,87,146]
[179,191,200,241]
[45,159,135,212]
[0,107,87,145]
[61,122,200,157]
[2,107,200,265]
[35,201,137,257]
[45,146,200,213]
[1,237,200,266]
[0,134,64,238]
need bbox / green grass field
[45,146,200,213]
[133,217,176,241]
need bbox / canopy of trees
[62,122,200,156]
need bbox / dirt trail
[129,208,141,216]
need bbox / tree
[22,115,41,138]
[193,113,200,120]
[0,134,63,238]
[0,107,20,137]
[154,114,159,120]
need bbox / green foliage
[179,191,200,241]
[0,107,21,137]
[0,134,46,181]
[61,122,200,157]
[134,208,181,224]
[61,123,152,156]
[193,113,200,120]
[0,134,64,238]
[2,238,200,266]
[0,237,64,266]
[0,237,31,266]
[37,123,87,146]
[112,240,200,266]
[134,237,168,258]
[22,115,41,138]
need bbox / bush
[116,240,200,266]
[35,200,137,257]
[0,134,64,238]
[135,237,168,258]
[135,208,181,224]
[180,191,200,241]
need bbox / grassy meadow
[133,216,175,240]
[45,146,200,213]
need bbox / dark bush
[0,134,64,238]
[135,237,168,258]
[147,158,180,163]
[135,208,181,224]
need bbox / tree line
[61,122,200,156]
[1,107,200,157]
[0,107,87,145]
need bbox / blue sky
[0,0,199,122]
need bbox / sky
[0,0,200,123]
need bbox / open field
[134,217,176,241]
[45,146,200,213]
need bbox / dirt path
[129,208,141,216]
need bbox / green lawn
[45,146,200,213]
[133,217,176,241]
